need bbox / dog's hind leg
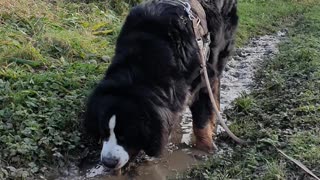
[190,80,220,153]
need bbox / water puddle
[54,30,286,180]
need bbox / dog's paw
[195,140,217,154]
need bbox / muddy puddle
[54,30,286,180]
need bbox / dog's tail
[211,0,238,34]
[215,0,237,15]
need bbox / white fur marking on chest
[109,115,116,129]
[108,115,117,145]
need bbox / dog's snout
[101,157,119,169]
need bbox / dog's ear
[141,107,171,157]
[131,113,162,157]
[144,127,170,157]
[144,143,162,157]
[83,80,114,139]
[83,106,100,139]
[83,91,102,139]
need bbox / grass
[182,2,320,179]
[236,0,314,46]
[0,0,318,179]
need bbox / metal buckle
[178,0,195,20]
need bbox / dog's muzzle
[100,140,129,169]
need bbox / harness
[159,0,211,93]
[160,0,211,66]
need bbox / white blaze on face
[101,115,129,169]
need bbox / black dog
[84,0,238,170]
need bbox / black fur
[84,0,238,158]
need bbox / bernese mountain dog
[84,0,238,170]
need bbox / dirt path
[180,29,287,145]
[56,30,287,180]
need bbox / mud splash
[54,30,286,180]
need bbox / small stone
[232,72,240,78]
[245,49,253,53]
[264,49,273,55]
[224,66,230,71]
[221,84,228,89]
[235,49,242,56]
[101,55,111,62]
[88,60,97,64]
[233,56,242,61]
[193,154,209,161]
[277,30,287,37]
[228,61,236,67]
[7,166,16,172]
[237,51,247,57]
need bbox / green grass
[182,2,320,180]
[0,0,318,179]
[236,0,315,46]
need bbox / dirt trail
[55,30,286,180]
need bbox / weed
[263,160,286,180]
[234,93,255,113]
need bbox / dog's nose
[101,157,119,169]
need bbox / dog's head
[84,84,168,170]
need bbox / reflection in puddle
[84,149,208,180]
[180,109,193,145]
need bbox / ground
[0,0,319,179]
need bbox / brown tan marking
[193,77,220,153]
